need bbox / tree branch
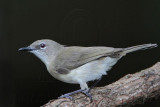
[42,62,160,107]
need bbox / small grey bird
[19,39,157,100]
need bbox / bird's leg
[58,89,93,101]
[82,89,93,102]
[58,78,102,101]
[88,77,102,92]
[81,77,102,102]
[58,89,84,100]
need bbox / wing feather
[54,46,121,73]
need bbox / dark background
[0,0,160,107]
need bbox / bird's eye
[40,43,46,48]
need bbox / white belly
[56,57,120,84]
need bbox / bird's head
[19,39,63,66]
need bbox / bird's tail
[123,43,158,54]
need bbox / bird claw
[58,89,93,102]
[58,94,73,100]
[82,89,93,102]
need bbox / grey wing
[54,46,121,74]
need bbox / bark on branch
[42,62,160,107]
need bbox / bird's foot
[58,89,84,100]
[58,88,92,102]
[82,89,93,102]
[58,94,73,100]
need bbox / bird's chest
[47,64,61,80]
[47,63,73,83]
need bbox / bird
[18,39,157,101]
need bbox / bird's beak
[18,46,36,52]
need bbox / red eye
[40,43,46,48]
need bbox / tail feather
[123,43,158,54]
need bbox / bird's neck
[37,53,50,67]
[31,51,57,68]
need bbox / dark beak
[18,46,36,52]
